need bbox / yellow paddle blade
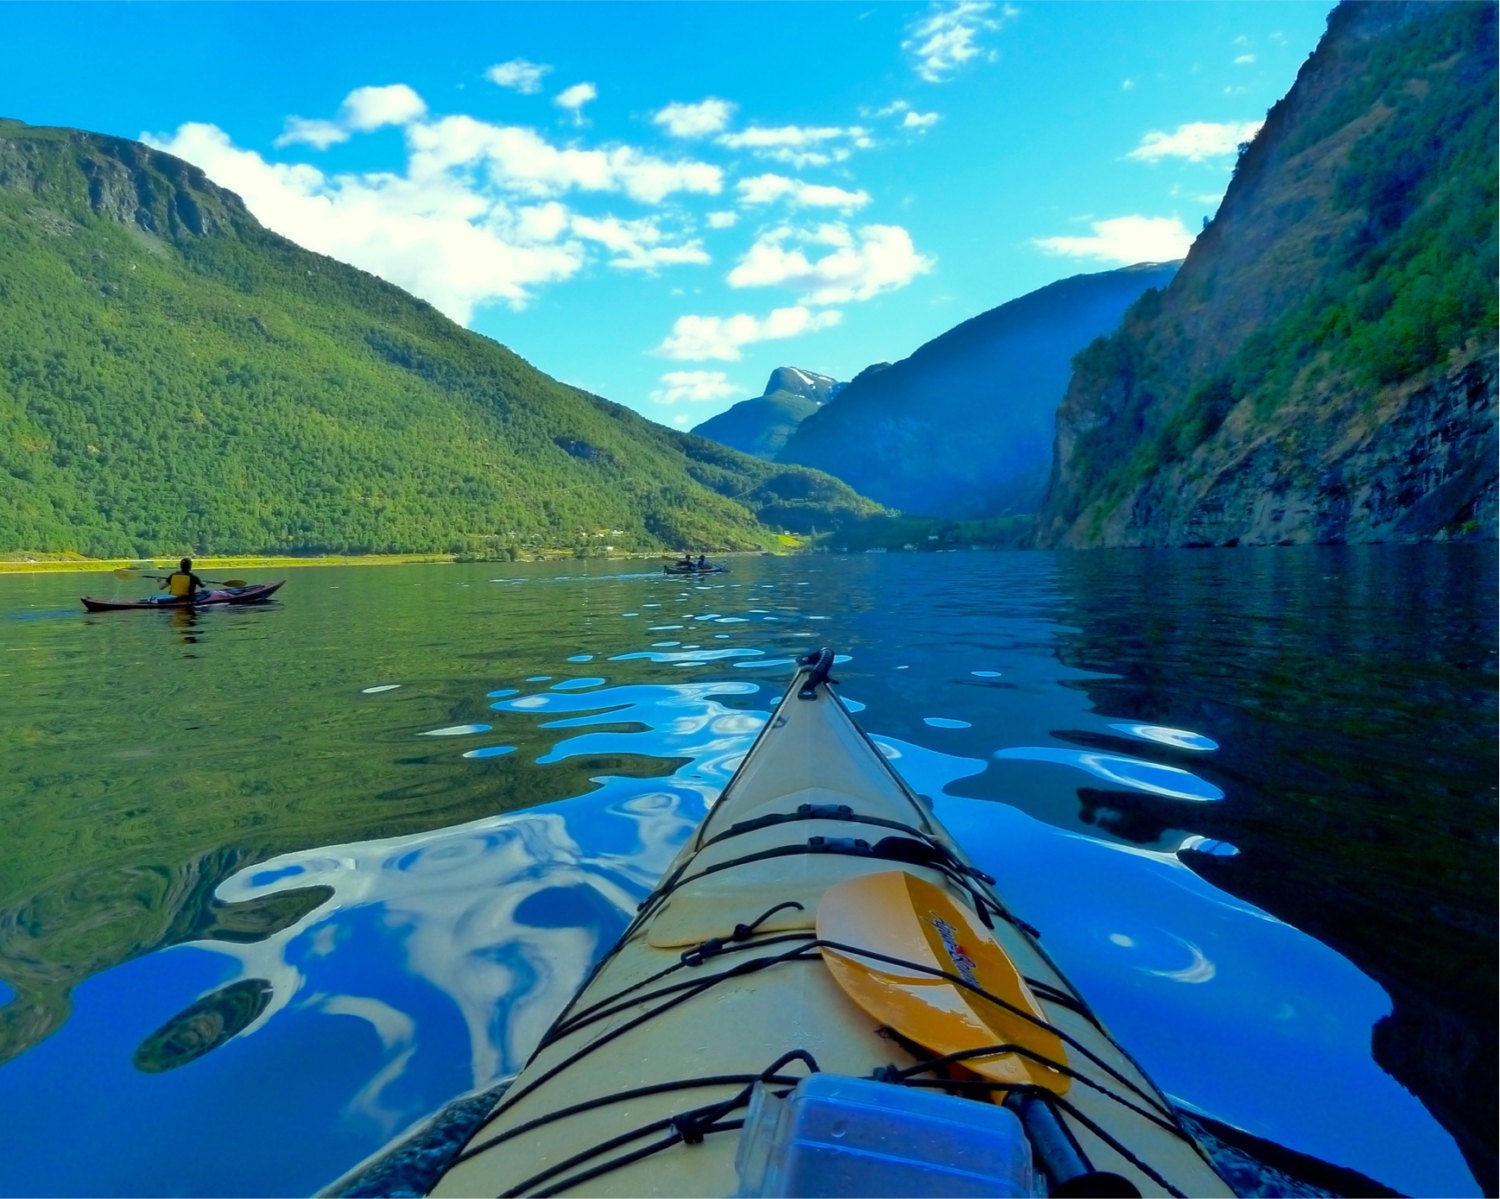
[113,567,142,580]
[817,870,1069,1094]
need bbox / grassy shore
[0,552,459,575]
[0,546,796,575]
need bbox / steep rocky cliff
[689,366,841,459]
[778,264,1179,518]
[1039,1,1498,548]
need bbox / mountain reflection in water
[0,547,1490,1198]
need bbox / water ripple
[994,746,1224,801]
[609,647,762,665]
[1109,723,1219,752]
[549,678,607,692]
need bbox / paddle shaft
[1011,1101,1159,1197]
[115,569,247,587]
[1009,1093,1091,1187]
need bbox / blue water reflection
[0,768,712,1198]
[937,797,1475,1199]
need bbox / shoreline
[0,553,455,576]
[0,549,772,575]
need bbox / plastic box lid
[734,1073,1036,1197]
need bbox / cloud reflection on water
[210,777,711,1142]
[995,745,1225,801]
[204,679,766,1135]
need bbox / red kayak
[80,581,286,612]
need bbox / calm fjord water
[0,547,1493,1197]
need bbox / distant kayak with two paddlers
[664,562,729,575]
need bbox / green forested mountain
[1039,1,1497,548]
[0,120,883,557]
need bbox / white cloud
[1234,54,1256,65]
[726,223,933,305]
[865,99,938,128]
[571,214,709,271]
[517,201,571,241]
[735,174,870,210]
[903,1,1017,83]
[1121,78,1136,92]
[555,82,598,118]
[655,306,843,361]
[1032,215,1195,264]
[487,59,552,94]
[649,370,742,404]
[706,210,739,229]
[344,84,428,131]
[408,115,723,202]
[653,98,736,138]
[144,121,590,323]
[276,118,348,150]
[716,124,873,169]
[1126,120,1263,163]
[276,84,428,149]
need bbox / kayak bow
[430,649,1231,1198]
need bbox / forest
[0,120,884,558]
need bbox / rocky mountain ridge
[1038,1,1497,547]
[777,263,1180,518]
[689,367,843,460]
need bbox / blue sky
[2,1,1334,428]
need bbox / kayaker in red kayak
[158,558,205,603]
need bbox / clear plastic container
[734,1073,1036,1197]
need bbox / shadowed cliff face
[777,263,1179,519]
[1040,1,1499,548]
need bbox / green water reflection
[0,562,721,1065]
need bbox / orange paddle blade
[817,870,1069,1093]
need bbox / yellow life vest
[166,572,195,597]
